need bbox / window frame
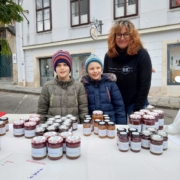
[169,0,180,9]
[36,0,52,33]
[113,0,138,20]
[70,0,90,27]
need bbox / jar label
[131,142,141,151]
[94,126,98,134]
[163,141,168,149]
[73,122,78,130]
[129,124,141,132]
[13,128,24,135]
[31,147,46,157]
[0,127,6,134]
[142,124,156,131]
[83,127,91,135]
[141,139,150,148]
[6,124,9,130]
[150,143,163,153]
[159,119,164,126]
[155,122,159,129]
[25,129,35,137]
[107,130,115,137]
[48,147,63,157]
[98,129,106,137]
[66,147,80,157]
[119,142,129,151]
[63,143,66,152]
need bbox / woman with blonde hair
[103,20,152,123]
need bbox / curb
[0,89,41,95]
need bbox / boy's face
[87,62,102,80]
[56,62,70,81]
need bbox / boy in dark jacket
[80,54,126,124]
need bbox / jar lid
[83,120,90,124]
[46,120,53,125]
[120,132,128,137]
[47,117,55,121]
[117,127,126,132]
[30,114,40,118]
[103,114,109,117]
[66,135,81,143]
[59,125,68,130]
[153,110,164,115]
[104,117,110,120]
[61,117,67,121]
[140,109,150,114]
[134,111,145,116]
[60,131,73,138]
[55,115,61,119]
[35,127,45,132]
[13,120,24,125]
[66,114,73,118]
[93,110,103,115]
[147,127,157,133]
[20,116,29,121]
[94,119,100,123]
[104,120,110,123]
[84,115,91,118]
[63,122,71,126]
[129,114,141,119]
[132,132,140,137]
[151,134,163,141]
[108,122,115,126]
[48,136,63,143]
[128,128,137,132]
[0,121,5,125]
[70,116,77,120]
[39,124,48,128]
[142,130,152,136]
[55,119,62,123]
[32,136,46,143]
[24,122,36,127]
[99,121,106,125]
[47,125,56,131]
[143,115,155,120]
[157,131,168,137]
[53,123,60,127]
[43,131,57,138]
[0,117,8,121]
[148,112,159,117]
[29,117,40,122]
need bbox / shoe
[146,105,155,109]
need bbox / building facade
[16,0,180,96]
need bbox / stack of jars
[83,110,116,139]
[0,116,9,136]
[117,127,168,155]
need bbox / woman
[103,20,152,122]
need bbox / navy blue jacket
[80,73,126,124]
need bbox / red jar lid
[60,131,73,138]
[43,131,57,138]
[48,136,63,143]
[66,135,81,143]
[24,122,36,127]
[32,136,46,144]
[13,120,24,125]
[140,109,150,114]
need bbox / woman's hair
[107,20,143,58]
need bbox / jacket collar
[54,75,75,89]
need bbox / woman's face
[115,26,130,50]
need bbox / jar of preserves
[94,119,100,135]
[157,131,168,150]
[53,123,60,132]
[128,128,138,145]
[61,117,67,122]
[83,120,91,136]
[43,131,57,139]
[129,114,141,132]
[107,122,115,139]
[47,125,56,132]
[35,127,46,136]
[13,120,24,137]
[134,111,145,130]
[55,119,62,125]
[0,121,6,136]
[118,132,129,152]
[131,132,141,152]
[117,127,126,145]
[150,134,163,155]
[0,117,9,132]
[85,117,93,132]
[92,110,103,121]
[46,120,54,126]
[24,122,36,138]
[141,130,152,149]
[29,117,40,126]
[59,125,69,134]
[148,112,159,130]
[142,115,155,131]
[63,121,72,132]
[39,124,48,131]
[60,132,73,153]
[31,136,47,160]
[48,136,63,160]
[66,135,81,159]
[98,121,106,138]
[153,110,164,130]
[71,116,78,131]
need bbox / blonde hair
[107,20,143,58]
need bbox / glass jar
[141,130,152,149]
[63,121,72,132]
[55,119,62,125]
[43,131,57,139]
[130,132,141,152]
[35,127,46,136]
[146,127,157,134]
[48,136,63,160]
[59,125,69,134]
[0,117,9,132]
[107,122,115,139]
[29,117,40,126]
[148,112,159,130]
[24,122,36,138]
[71,116,78,131]
[0,121,6,136]
[53,123,60,132]
[13,120,24,137]
[150,134,163,155]
[66,135,81,159]
[46,120,54,126]
[83,120,91,136]
[47,117,55,122]
[134,111,145,130]
[117,127,126,145]
[47,125,56,132]
[39,124,48,132]
[153,110,164,130]
[61,117,67,122]
[94,119,101,135]
[157,131,168,150]
[85,117,93,132]
[118,132,129,152]
[129,114,141,132]
[92,110,103,121]
[128,128,138,145]
[31,136,47,160]
[98,121,106,138]
[142,115,155,131]
[60,132,73,153]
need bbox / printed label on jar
[155,122,159,129]
[119,142,129,151]
[0,127,6,134]
[94,126,98,134]
[6,124,9,130]
[131,142,141,151]
[159,119,164,126]
[98,129,106,137]
[129,124,141,132]
[63,143,66,152]
[66,147,80,157]
[141,139,150,148]
[142,124,156,131]
[107,130,115,137]
[163,141,168,149]
[25,129,35,137]
[48,147,63,157]
[73,123,78,130]
[83,127,91,135]
[150,143,163,153]
[13,128,24,135]
[31,147,46,157]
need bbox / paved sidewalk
[0,82,179,109]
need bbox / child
[80,54,126,124]
[37,50,88,123]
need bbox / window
[167,44,180,85]
[114,0,138,19]
[70,0,90,27]
[170,0,180,9]
[36,0,52,33]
